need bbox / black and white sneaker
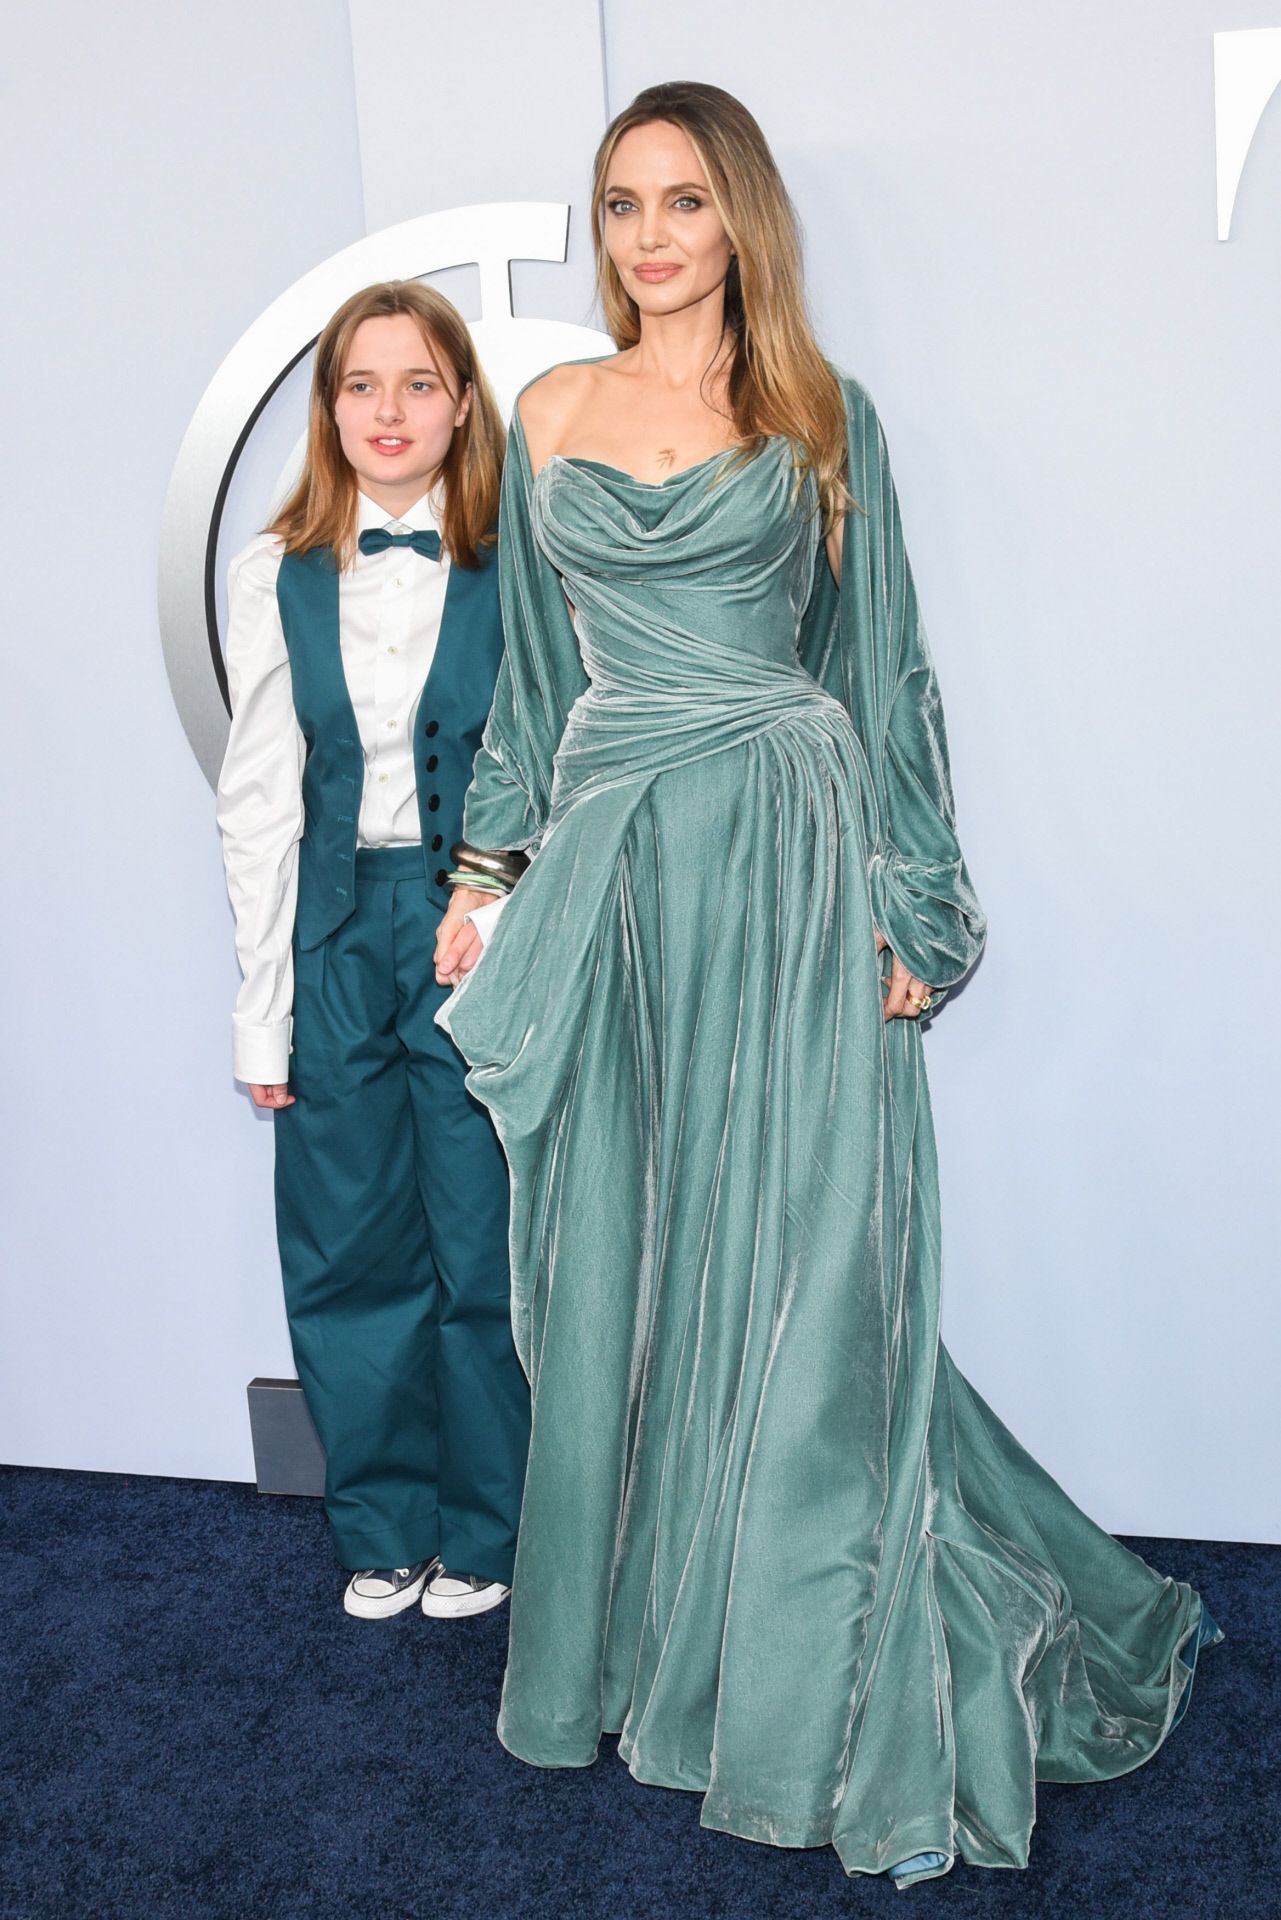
[343,1558,439,1620]
[420,1567,511,1619]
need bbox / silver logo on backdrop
[1215,28,1281,239]
[158,201,612,787]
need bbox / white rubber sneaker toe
[343,1558,438,1620]
[420,1569,511,1619]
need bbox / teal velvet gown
[441,374,1221,1888]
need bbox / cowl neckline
[534,436,804,551]
[543,442,763,491]
[540,435,791,493]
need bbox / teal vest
[276,538,505,951]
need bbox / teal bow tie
[358,527,442,561]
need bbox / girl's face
[601,120,734,323]
[332,313,470,508]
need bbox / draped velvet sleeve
[462,401,590,854]
[799,375,987,1002]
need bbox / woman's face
[601,120,734,323]
[332,313,470,505]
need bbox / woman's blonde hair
[590,82,851,528]
[269,281,505,570]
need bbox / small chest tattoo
[656,447,677,471]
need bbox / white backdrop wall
[1,1,1276,1541]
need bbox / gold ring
[919,993,934,1011]
[907,993,924,1007]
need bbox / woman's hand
[435,887,495,986]
[875,929,933,1021]
[249,1083,295,1109]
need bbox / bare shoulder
[516,354,629,472]
[516,362,594,453]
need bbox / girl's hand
[249,1083,295,1109]
[876,932,933,1022]
[435,887,494,986]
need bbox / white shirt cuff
[464,895,510,948]
[232,1016,292,1087]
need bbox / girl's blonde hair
[269,281,505,570]
[591,82,851,529]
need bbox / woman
[218,282,527,1623]
[434,85,1220,1885]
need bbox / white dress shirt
[217,490,450,1085]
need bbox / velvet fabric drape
[442,377,1220,1886]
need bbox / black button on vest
[428,794,440,812]
[431,834,443,851]
[435,868,448,887]
[426,754,439,771]
[425,720,439,737]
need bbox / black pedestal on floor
[247,1378,324,1496]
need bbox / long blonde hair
[269,281,505,570]
[590,82,851,528]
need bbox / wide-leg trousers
[274,846,528,1579]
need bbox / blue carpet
[0,1467,1270,1919]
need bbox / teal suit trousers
[274,846,528,1579]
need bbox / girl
[218,281,527,1622]
[434,86,1221,1886]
